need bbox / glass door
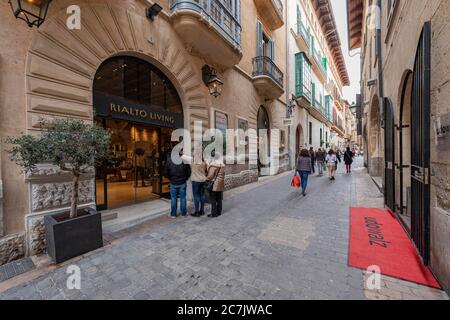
[95,119,165,210]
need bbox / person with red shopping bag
[291,173,301,189]
[296,149,312,196]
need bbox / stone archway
[23,2,208,255]
[369,96,383,177]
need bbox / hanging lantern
[202,65,224,98]
[9,0,52,28]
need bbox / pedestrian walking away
[344,147,354,174]
[326,149,337,181]
[163,148,191,218]
[315,148,326,176]
[205,154,226,218]
[296,149,312,196]
[335,149,342,170]
[191,152,208,217]
[309,147,316,174]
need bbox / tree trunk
[70,172,80,219]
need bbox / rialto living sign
[94,93,183,128]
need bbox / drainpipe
[376,0,384,125]
[285,0,292,169]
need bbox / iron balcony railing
[169,0,241,48]
[252,56,284,88]
[313,98,326,116]
[312,47,327,76]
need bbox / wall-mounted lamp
[9,0,52,28]
[202,65,223,98]
[287,98,296,117]
[146,3,163,21]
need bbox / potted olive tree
[6,118,110,263]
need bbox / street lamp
[202,65,223,98]
[287,98,296,117]
[9,0,52,28]
[145,3,163,21]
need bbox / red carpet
[349,207,441,289]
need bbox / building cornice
[311,0,350,86]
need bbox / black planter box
[44,208,103,264]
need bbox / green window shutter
[311,82,315,106]
[256,20,263,57]
[310,36,314,56]
[295,53,301,96]
[322,57,327,72]
[297,5,301,33]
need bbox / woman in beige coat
[206,157,225,218]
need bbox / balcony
[252,56,284,100]
[332,117,345,137]
[295,81,312,108]
[292,21,310,53]
[170,0,242,69]
[306,98,328,123]
[311,47,327,83]
[254,0,284,30]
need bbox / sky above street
[330,0,361,104]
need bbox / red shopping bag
[291,175,301,189]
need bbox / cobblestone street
[0,158,447,300]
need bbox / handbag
[291,174,301,189]
[204,166,220,192]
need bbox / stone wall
[377,0,450,293]
[225,170,259,191]
[0,233,25,265]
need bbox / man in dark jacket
[163,149,191,218]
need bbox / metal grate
[384,97,395,212]
[0,258,35,283]
[411,22,431,265]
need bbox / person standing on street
[344,147,354,174]
[309,147,316,174]
[296,149,312,196]
[191,153,208,217]
[163,148,191,218]
[316,148,326,176]
[206,154,225,218]
[335,149,342,170]
[326,149,338,181]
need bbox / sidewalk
[0,158,447,300]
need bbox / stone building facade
[0,0,290,264]
[348,0,450,292]
[287,0,349,160]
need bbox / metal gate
[411,22,431,265]
[384,98,395,212]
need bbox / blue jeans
[298,171,310,192]
[170,183,187,216]
[317,161,324,175]
[192,181,206,213]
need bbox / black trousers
[210,191,223,216]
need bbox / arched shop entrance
[94,56,184,210]
[257,106,270,175]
